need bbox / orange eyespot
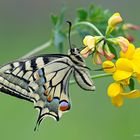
[59,101,70,111]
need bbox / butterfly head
[70,48,80,54]
[68,48,85,64]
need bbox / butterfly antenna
[66,21,72,49]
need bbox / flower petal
[86,37,96,50]
[104,44,115,60]
[80,47,90,55]
[108,13,123,27]
[102,61,116,73]
[107,82,123,97]
[96,40,104,55]
[121,90,140,98]
[116,58,134,72]
[120,43,135,59]
[113,70,132,81]
[93,52,102,65]
[111,95,124,107]
[83,35,94,46]
[131,58,140,74]
[113,58,134,81]
[133,48,140,59]
[116,37,129,53]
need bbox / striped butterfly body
[0,48,95,129]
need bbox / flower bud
[108,13,123,27]
[125,34,135,42]
[116,37,129,53]
[96,40,105,55]
[80,47,91,58]
[104,44,115,60]
[93,52,102,65]
[106,13,123,36]
[102,61,116,73]
[122,23,139,30]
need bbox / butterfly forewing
[0,54,66,102]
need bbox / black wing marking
[74,69,95,91]
[27,57,73,130]
[0,54,68,102]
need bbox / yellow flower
[120,43,140,77]
[113,58,134,81]
[80,35,96,58]
[106,12,123,36]
[107,37,129,53]
[102,61,116,73]
[80,35,102,58]
[103,58,134,83]
[108,13,123,28]
[116,37,129,53]
[107,82,140,107]
[120,43,135,59]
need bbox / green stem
[73,21,104,36]
[70,73,112,85]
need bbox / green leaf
[129,78,135,91]
[51,15,58,26]
[77,8,88,21]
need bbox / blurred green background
[0,0,140,140]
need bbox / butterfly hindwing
[28,57,73,129]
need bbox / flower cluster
[80,12,140,107]
[80,13,130,64]
[103,44,140,107]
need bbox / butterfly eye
[70,48,75,53]
[59,101,70,111]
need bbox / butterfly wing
[0,54,66,102]
[28,57,73,130]
[74,68,95,91]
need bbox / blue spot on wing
[38,69,43,76]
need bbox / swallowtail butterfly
[0,21,95,130]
